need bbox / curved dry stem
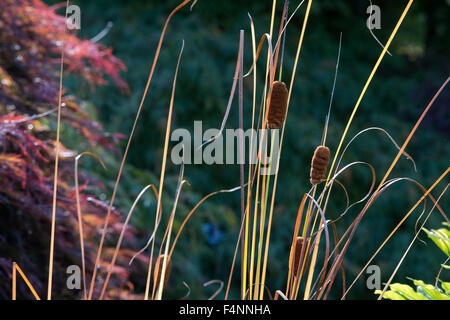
[323,161,377,224]
[128,185,161,266]
[306,160,376,250]
[169,184,244,257]
[203,280,224,300]
[367,0,392,56]
[274,290,288,300]
[179,281,191,300]
[337,127,417,173]
[90,21,114,43]
[435,256,450,288]
[99,184,156,299]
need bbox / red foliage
[0,0,140,299]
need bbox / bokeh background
[3,0,449,299]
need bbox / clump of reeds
[38,0,446,303]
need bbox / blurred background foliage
[49,0,448,299]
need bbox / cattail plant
[293,236,310,277]
[268,81,288,129]
[310,145,330,185]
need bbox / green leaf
[376,283,428,300]
[377,280,450,300]
[441,282,450,295]
[412,279,450,300]
[389,283,428,300]
[422,225,450,257]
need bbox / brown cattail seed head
[293,236,310,276]
[268,81,288,129]
[154,254,171,288]
[310,145,330,185]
